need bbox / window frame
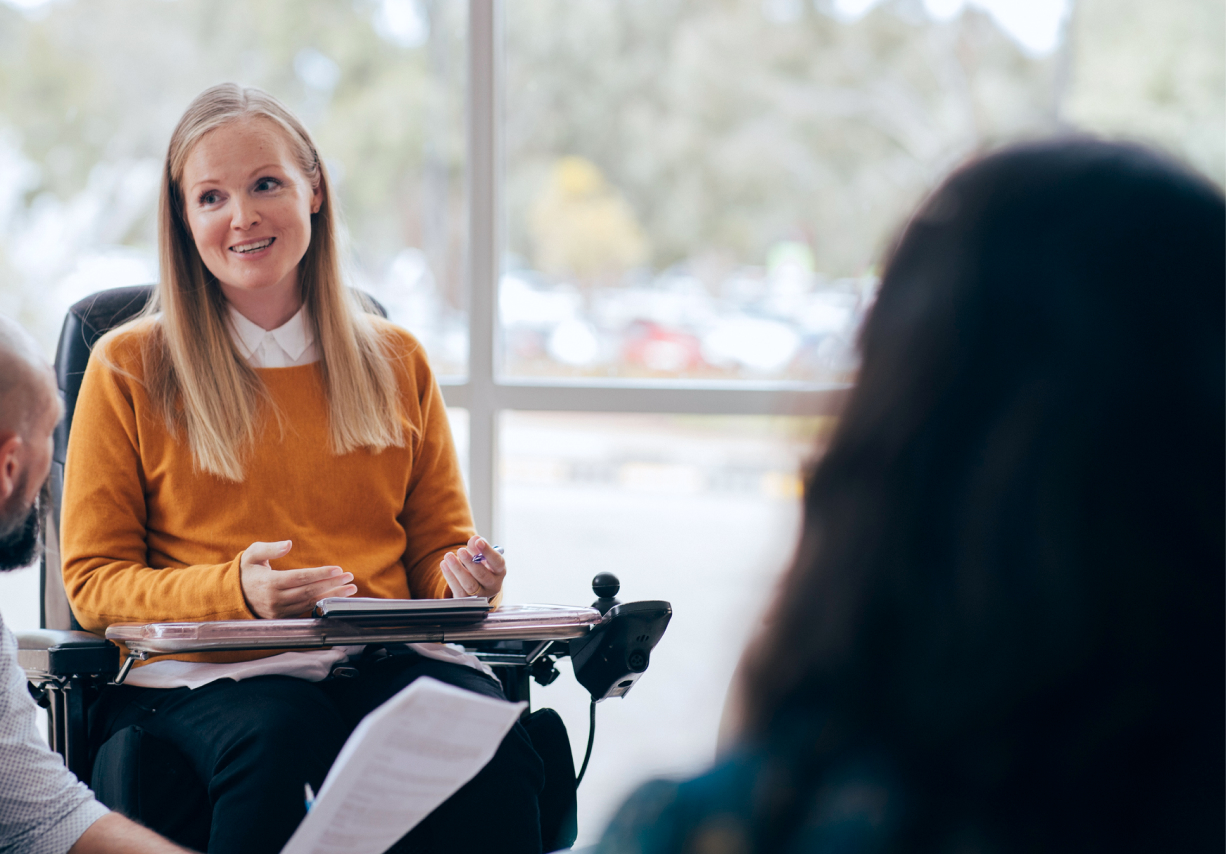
[450,0,849,537]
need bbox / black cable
[575,699,597,786]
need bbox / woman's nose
[230,197,260,229]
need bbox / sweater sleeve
[396,345,478,601]
[61,342,256,634]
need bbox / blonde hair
[125,83,405,481]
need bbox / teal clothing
[595,744,898,854]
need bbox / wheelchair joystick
[572,576,671,702]
[591,572,621,615]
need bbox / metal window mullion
[461,0,847,537]
[492,382,848,416]
[466,0,501,539]
[440,383,849,417]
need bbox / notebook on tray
[315,596,492,626]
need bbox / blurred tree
[505,0,1224,287]
[0,0,465,349]
[1061,0,1225,186]
[505,0,1061,284]
[0,0,1221,354]
[529,157,648,281]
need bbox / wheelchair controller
[570,573,672,702]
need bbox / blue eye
[198,191,220,206]
[255,177,282,192]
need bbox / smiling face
[180,117,322,322]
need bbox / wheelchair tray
[105,604,603,655]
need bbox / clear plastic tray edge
[105,603,602,653]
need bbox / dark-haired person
[597,139,1225,853]
[0,315,192,854]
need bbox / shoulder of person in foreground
[596,753,769,854]
[595,745,900,854]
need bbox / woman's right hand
[240,540,357,619]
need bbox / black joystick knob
[592,573,620,599]
[591,572,621,615]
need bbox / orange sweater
[61,317,475,663]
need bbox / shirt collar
[228,305,315,362]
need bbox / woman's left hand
[441,536,505,600]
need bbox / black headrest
[53,285,155,467]
[52,285,388,467]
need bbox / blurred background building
[0,0,1222,843]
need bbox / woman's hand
[440,536,505,600]
[240,540,357,619]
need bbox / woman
[62,84,543,854]
[598,139,1225,852]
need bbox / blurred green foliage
[0,0,466,343]
[506,0,1061,281]
[0,0,1221,350]
[506,0,1223,284]
[1064,0,1225,187]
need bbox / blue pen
[470,545,504,564]
[304,782,315,812]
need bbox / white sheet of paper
[280,676,526,854]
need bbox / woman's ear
[311,181,323,215]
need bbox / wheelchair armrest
[571,600,672,702]
[16,629,120,680]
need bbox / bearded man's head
[0,316,60,572]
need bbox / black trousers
[92,647,545,854]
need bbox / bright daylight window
[0,0,1221,844]
[0,0,469,374]
[501,0,1224,382]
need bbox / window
[0,0,469,374]
[500,412,826,832]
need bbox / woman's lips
[230,237,276,255]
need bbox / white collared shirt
[228,305,318,367]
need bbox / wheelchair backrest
[41,285,387,631]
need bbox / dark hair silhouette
[740,139,1225,851]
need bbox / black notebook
[315,596,492,625]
